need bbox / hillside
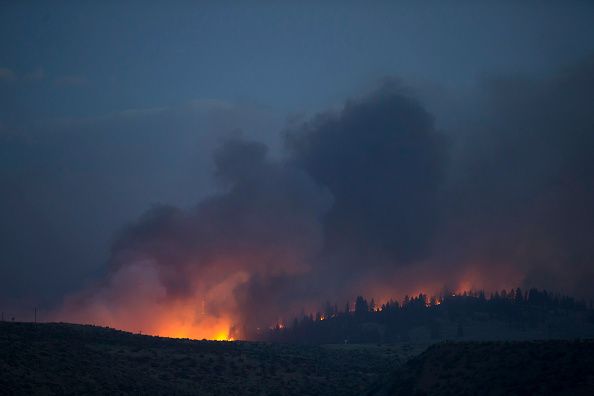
[263,290,594,344]
[0,322,425,395]
[369,340,594,396]
[268,312,594,345]
[4,322,594,395]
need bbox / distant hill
[0,322,424,395]
[369,340,594,396]
[263,289,594,343]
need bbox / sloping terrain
[0,322,424,395]
[369,340,594,396]
[7,322,592,395]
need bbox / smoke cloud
[55,56,594,338]
[439,55,594,297]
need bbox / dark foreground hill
[369,340,594,396]
[0,322,425,395]
[4,322,594,395]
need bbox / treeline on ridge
[256,288,594,343]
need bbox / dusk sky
[1,2,594,334]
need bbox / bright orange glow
[52,261,248,341]
[213,330,232,341]
[153,311,234,340]
[53,248,527,340]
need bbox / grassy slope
[0,322,425,396]
[369,340,594,396]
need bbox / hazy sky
[2,1,594,315]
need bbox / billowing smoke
[439,55,594,297]
[287,83,448,263]
[55,139,333,339]
[55,56,594,338]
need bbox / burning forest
[4,4,594,395]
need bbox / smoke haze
[54,56,594,337]
[2,2,594,338]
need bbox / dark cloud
[440,55,594,296]
[287,84,448,264]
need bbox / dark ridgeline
[259,288,594,344]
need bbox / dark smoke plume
[55,56,594,337]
